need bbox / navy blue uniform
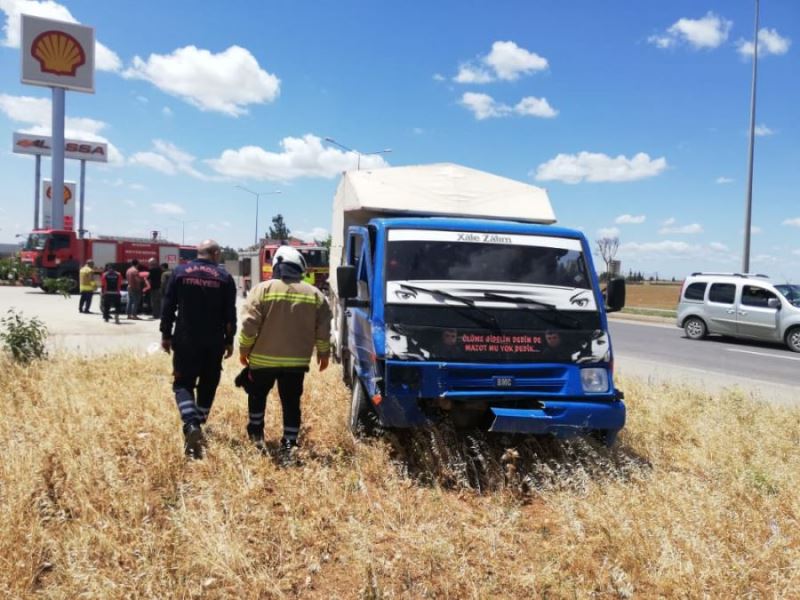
[160,259,237,426]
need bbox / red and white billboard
[12,132,108,163]
[20,15,95,93]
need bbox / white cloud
[0,0,121,70]
[716,176,734,184]
[737,28,791,57]
[412,127,425,135]
[454,65,494,84]
[151,202,184,215]
[793,249,800,257]
[615,214,646,225]
[460,92,511,120]
[751,226,762,235]
[752,254,778,265]
[207,133,389,181]
[130,139,214,180]
[136,96,149,104]
[162,106,173,118]
[453,40,548,83]
[124,45,280,116]
[754,124,774,137]
[129,183,146,191]
[432,73,446,82]
[513,96,558,118]
[293,227,329,242]
[596,227,620,238]
[649,12,732,50]
[534,151,667,184]
[124,199,137,208]
[460,93,557,120]
[485,41,549,81]
[662,217,676,226]
[620,240,732,260]
[783,218,800,227]
[659,222,704,235]
[0,93,123,163]
[709,242,729,252]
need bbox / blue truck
[329,164,626,444]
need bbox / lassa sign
[12,132,108,163]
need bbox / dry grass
[1,353,799,598]
[625,283,682,310]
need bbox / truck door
[737,284,781,341]
[344,228,376,385]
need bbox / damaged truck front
[329,164,626,445]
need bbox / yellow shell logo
[31,30,86,76]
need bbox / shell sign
[21,15,95,93]
[42,180,77,230]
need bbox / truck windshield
[300,248,328,268]
[386,230,590,289]
[775,284,800,307]
[24,234,48,250]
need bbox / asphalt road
[610,318,799,405]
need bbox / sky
[0,0,798,280]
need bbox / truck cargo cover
[333,163,555,224]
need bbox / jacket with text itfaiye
[160,259,237,347]
[239,278,331,370]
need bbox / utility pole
[742,0,760,273]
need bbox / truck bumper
[488,400,625,438]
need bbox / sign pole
[33,154,41,229]
[51,86,66,230]
[79,159,86,238]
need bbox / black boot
[183,422,204,459]
[278,437,299,466]
[247,424,266,453]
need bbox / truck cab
[330,165,626,444]
[20,229,80,286]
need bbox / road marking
[725,348,800,362]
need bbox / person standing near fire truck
[78,259,96,313]
[126,259,143,320]
[160,240,237,459]
[101,263,122,324]
[238,246,331,462]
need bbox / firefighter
[100,263,122,324]
[78,259,96,313]
[160,240,237,459]
[239,246,331,463]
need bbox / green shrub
[41,277,74,298]
[0,257,33,284]
[0,308,48,364]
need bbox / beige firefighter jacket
[239,278,331,369]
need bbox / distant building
[0,243,20,258]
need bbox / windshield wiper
[482,291,582,329]
[399,283,500,332]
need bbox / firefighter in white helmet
[238,245,331,463]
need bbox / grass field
[624,283,682,311]
[2,353,799,598]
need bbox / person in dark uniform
[160,239,237,458]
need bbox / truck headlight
[581,368,609,393]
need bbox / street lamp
[324,137,392,170]
[742,0,760,274]
[170,218,199,245]
[235,185,282,245]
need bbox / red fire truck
[238,239,329,295]
[20,228,197,289]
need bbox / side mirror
[768,297,781,310]
[605,277,626,313]
[337,265,358,299]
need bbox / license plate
[494,376,515,388]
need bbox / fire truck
[19,228,197,289]
[238,239,329,295]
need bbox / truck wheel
[684,317,707,340]
[786,327,800,353]
[349,380,373,437]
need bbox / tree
[595,237,620,278]
[316,234,332,249]
[220,246,239,261]
[268,214,291,241]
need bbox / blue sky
[0,0,798,279]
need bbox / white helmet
[272,245,307,274]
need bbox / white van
[676,272,800,352]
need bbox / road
[610,318,799,405]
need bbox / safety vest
[79,266,96,292]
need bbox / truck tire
[349,379,370,437]
[786,327,800,353]
[683,317,707,340]
[63,272,79,293]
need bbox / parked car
[676,272,800,352]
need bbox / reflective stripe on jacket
[79,266,95,292]
[239,278,331,369]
